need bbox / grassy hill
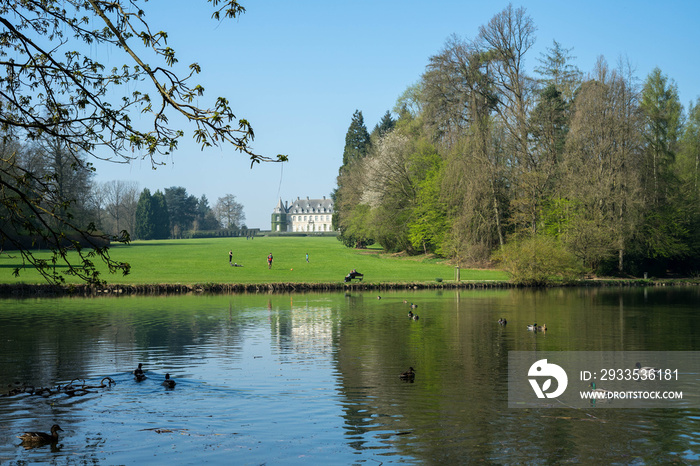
[0,236,509,285]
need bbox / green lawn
[0,236,509,285]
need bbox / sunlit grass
[0,236,509,285]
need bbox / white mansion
[271,197,334,232]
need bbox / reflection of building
[271,197,334,232]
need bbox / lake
[1,287,699,464]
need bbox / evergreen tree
[534,40,582,103]
[195,195,221,230]
[134,189,155,240]
[164,186,198,238]
[341,110,371,168]
[152,190,170,239]
[371,110,396,139]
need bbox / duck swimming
[133,363,146,381]
[635,362,656,376]
[408,310,414,318]
[162,373,176,388]
[498,318,507,325]
[527,323,538,331]
[412,314,419,320]
[399,367,416,380]
[18,424,63,444]
[537,324,547,331]
[410,303,418,309]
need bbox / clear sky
[91,0,700,229]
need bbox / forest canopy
[334,5,700,281]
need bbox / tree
[134,188,155,240]
[371,111,396,139]
[477,5,538,232]
[677,99,700,261]
[214,194,245,229]
[102,180,140,235]
[151,190,170,239]
[408,151,447,254]
[195,195,220,230]
[420,33,509,263]
[361,132,418,252]
[534,40,582,104]
[341,110,371,168]
[164,186,197,238]
[0,1,285,284]
[335,157,375,249]
[634,67,688,265]
[640,67,682,207]
[560,58,643,272]
[679,98,700,197]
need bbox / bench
[344,271,364,283]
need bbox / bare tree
[477,4,540,233]
[102,180,140,235]
[215,194,245,229]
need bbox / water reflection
[0,288,699,463]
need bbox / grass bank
[0,236,509,288]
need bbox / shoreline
[1,278,698,298]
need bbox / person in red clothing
[267,253,273,269]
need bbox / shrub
[492,235,586,285]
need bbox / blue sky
[92,0,700,229]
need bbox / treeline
[1,135,246,245]
[96,185,246,240]
[334,5,700,282]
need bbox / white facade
[272,197,334,232]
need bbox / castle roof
[273,198,286,214]
[287,196,333,214]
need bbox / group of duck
[496,318,547,332]
[402,300,420,320]
[133,363,177,388]
[527,323,547,332]
[15,364,175,447]
[3,377,115,399]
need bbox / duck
[399,367,416,380]
[403,300,408,304]
[537,324,547,331]
[133,363,146,381]
[527,323,538,331]
[635,362,656,376]
[377,296,382,300]
[18,424,63,444]
[498,318,507,325]
[408,310,414,318]
[162,373,176,388]
[410,303,418,309]
[412,314,419,320]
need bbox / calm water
[1,287,699,464]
